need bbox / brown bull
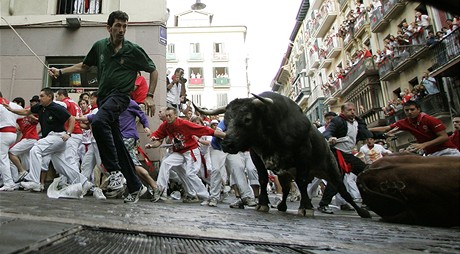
[357,154,460,227]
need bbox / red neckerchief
[339,113,354,124]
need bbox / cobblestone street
[1,191,459,253]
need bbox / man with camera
[167,68,187,112]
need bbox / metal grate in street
[24,228,321,254]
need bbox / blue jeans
[92,91,142,192]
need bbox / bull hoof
[256,204,270,212]
[277,203,287,212]
[298,208,315,217]
[357,208,372,218]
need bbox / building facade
[1,0,168,160]
[166,10,249,109]
[273,0,459,151]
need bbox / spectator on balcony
[363,45,372,58]
[421,72,440,95]
[415,11,432,35]
[369,100,460,156]
[413,84,427,99]
[356,0,365,14]
[426,31,439,47]
[450,115,460,151]
[372,0,382,11]
[446,19,458,34]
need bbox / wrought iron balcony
[419,93,449,117]
[325,36,342,59]
[341,58,378,92]
[378,57,397,81]
[370,0,406,33]
[353,12,369,38]
[430,28,460,72]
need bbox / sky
[166,0,303,94]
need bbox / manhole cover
[23,227,322,254]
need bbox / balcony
[370,8,387,33]
[309,51,320,69]
[188,52,203,61]
[319,55,332,69]
[372,0,406,32]
[339,0,349,12]
[323,79,342,105]
[359,107,387,127]
[188,78,204,89]
[212,52,229,62]
[213,77,230,88]
[341,58,379,92]
[295,87,311,109]
[353,12,369,38]
[430,28,460,73]
[378,58,397,81]
[392,44,426,72]
[325,36,343,59]
[343,28,354,51]
[166,52,177,62]
[314,2,338,38]
[419,93,450,119]
[386,109,406,125]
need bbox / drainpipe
[9,0,15,15]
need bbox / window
[190,43,200,53]
[168,44,175,54]
[213,67,229,86]
[46,57,98,93]
[189,67,204,85]
[57,0,101,14]
[217,93,228,107]
[214,43,223,53]
[191,94,202,106]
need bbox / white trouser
[157,148,209,199]
[307,177,324,199]
[9,138,36,172]
[227,153,253,199]
[241,151,259,186]
[209,148,226,199]
[81,141,102,183]
[0,132,17,186]
[335,173,361,205]
[25,132,87,185]
[65,134,83,171]
[199,151,212,183]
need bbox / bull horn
[193,102,226,115]
[251,93,273,105]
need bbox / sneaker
[229,199,244,209]
[317,205,334,214]
[242,197,257,207]
[124,185,147,204]
[182,195,200,203]
[150,187,162,203]
[21,181,44,192]
[208,198,218,207]
[270,197,282,208]
[340,204,355,211]
[81,181,93,197]
[107,171,126,190]
[200,199,210,206]
[93,187,106,200]
[0,184,18,191]
[16,171,29,183]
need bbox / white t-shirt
[359,144,391,164]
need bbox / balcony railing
[392,44,426,72]
[341,57,378,91]
[325,36,342,59]
[214,77,230,86]
[339,0,349,11]
[430,28,460,72]
[189,78,204,85]
[188,52,203,61]
[353,12,369,38]
[309,50,320,69]
[419,93,449,117]
[386,109,406,125]
[370,0,405,32]
[343,28,354,49]
[314,2,338,38]
[370,7,386,32]
[212,52,228,61]
[378,57,397,81]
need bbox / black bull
[194,91,371,218]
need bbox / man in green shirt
[48,10,158,204]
